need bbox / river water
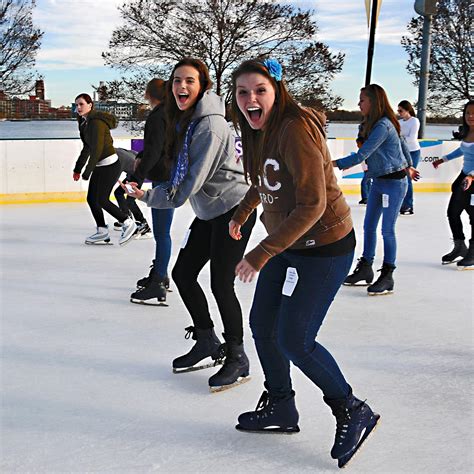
[0,119,459,141]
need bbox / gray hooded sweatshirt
[140,91,249,220]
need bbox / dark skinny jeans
[249,249,354,400]
[172,207,256,343]
[448,172,474,241]
[87,160,129,228]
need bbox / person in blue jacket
[333,84,419,295]
[433,100,474,270]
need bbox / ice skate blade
[367,289,393,296]
[338,414,380,469]
[85,240,113,245]
[209,376,251,393]
[130,298,168,307]
[119,236,135,246]
[134,233,153,240]
[343,281,372,287]
[457,265,474,271]
[235,424,300,434]
[173,360,223,374]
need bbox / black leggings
[87,160,129,227]
[447,172,474,241]
[114,177,145,223]
[172,207,257,343]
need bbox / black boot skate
[208,336,250,393]
[172,327,225,373]
[324,388,380,468]
[236,387,300,434]
[344,257,374,286]
[367,263,395,296]
[457,239,474,270]
[442,239,468,264]
[136,260,170,291]
[130,274,167,306]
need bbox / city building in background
[0,79,73,120]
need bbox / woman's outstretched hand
[119,180,144,199]
[235,258,257,283]
[229,220,242,240]
[432,158,444,169]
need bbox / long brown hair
[359,84,400,139]
[398,100,416,117]
[231,59,322,185]
[163,58,213,173]
[146,78,166,102]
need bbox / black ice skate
[134,220,153,240]
[236,387,300,434]
[457,239,474,270]
[137,260,171,291]
[367,263,395,295]
[324,388,380,469]
[208,337,250,393]
[343,257,374,286]
[172,327,225,373]
[442,239,468,264]
[130,275,167,306]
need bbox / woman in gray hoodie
[125,58,256,392]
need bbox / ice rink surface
[1,193,473,473]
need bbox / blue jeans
[151,182,174,279]
[401,150,420,210]
[361,171,373,200]
[363,177,408,266]
[249,250,354,400]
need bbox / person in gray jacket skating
[124,58,256,392]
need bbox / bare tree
[102,0,344,110]
[0,0,43,95]
[401,0,472,115]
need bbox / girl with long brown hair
[229,58,379,468]
[124,58,256,391]
[335,84,419,294]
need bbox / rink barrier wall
[0,137,462,204]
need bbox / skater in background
[124,58,256,391]
[116,79,176,306]
[229,58,379,469]
[398,100,421,215]
[432,100,474,270]
[334,84,419,295]
[73,93,136,245]
[112,147,152,239]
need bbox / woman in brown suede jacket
[228,59,379,468]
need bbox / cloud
[34,0,122,70]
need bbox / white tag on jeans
[471,194,474,206]
[282,267,299,297]
[181,229,191,249]
[382,194,389,208]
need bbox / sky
[32,0,420,110]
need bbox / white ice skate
[85,226,112,245]
[119,218,137,246]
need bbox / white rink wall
[0,138,463,200]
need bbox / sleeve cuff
[244,244,274,272]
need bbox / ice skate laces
[213,343,227,366]
[184,326,195,340]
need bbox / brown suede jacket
[232,110,353,271]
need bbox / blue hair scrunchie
[263,59,282,81]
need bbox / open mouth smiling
[178,93,189,104]
[247,107,262,121]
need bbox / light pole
[365,0,381,86]
[414,0,438,138]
